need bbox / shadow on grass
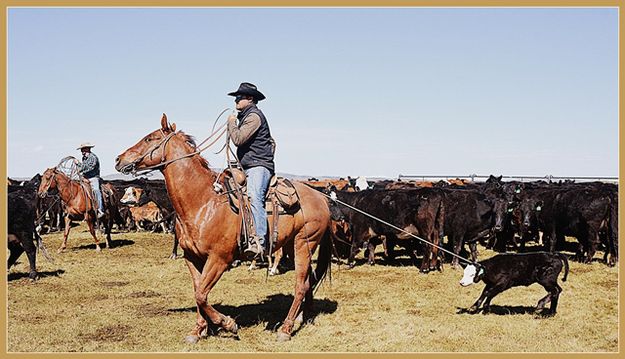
[74,239,135,251]
[168,293,338,334]
[8,269,65,282]
[456,305,536,316]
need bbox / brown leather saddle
[78,178,111,219]
[217,168,301,252]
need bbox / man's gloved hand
[227,112,238,124]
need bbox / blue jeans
[245,166,272,248]
[89,177,104,213]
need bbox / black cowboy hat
[227,82,266,101]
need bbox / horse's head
[115,114,178,175]
[38,168,57,198]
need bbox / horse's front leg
[186,256,236,343]
[58,216,72,253]
[86,215,102,252]
[183,257,209,344]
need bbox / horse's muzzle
[115,161,135,175]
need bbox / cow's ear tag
[507,207,514,213]
[515,188,521,193]
[477,267,485,277]
[536,206,542,211]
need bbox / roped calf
[460,252,569,316]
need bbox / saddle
[79,177,111,219]
[217,168,301,254]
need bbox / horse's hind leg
[87,217,102,252]
[278,233,318,342]
[169,231,179,260]
[269,247,283,276]
[301,272,316,324]
[105,213,113,248]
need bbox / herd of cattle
[7,173,619,281]
[323,175,618,273]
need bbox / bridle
[39,170,58,198]
[121,123,229,176]
[39,169,79,209]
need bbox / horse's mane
[179,132,211,171]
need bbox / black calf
[460,252,569,315]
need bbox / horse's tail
[312,229,333,294]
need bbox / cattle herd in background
[7,173,619,280]
[325,176,617,273]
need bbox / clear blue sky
[8,7,618,179]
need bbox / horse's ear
[161,113,168,131]
[171,123,176,132]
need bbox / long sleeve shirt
[79,152,100,178]
[228,113,262,146]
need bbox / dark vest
[236,105,275,173]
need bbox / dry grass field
[7,223,619,353]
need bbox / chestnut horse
[115,114,333,342]
[37,168,112,252]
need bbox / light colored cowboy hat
[76,142,95,150]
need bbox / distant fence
[397,174,619,183]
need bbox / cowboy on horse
[226,82,276,261]
[77,142,105,219]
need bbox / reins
[122,109,233,177]
[129,122,229,176]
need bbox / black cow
[11,174,65,234]
[441,188,495,268]
[460,252,569,315]
[518,183,616,264]
[332,188,445,273]
[553,185,614,263]
[37,194,65,233]
[8,183,47,280]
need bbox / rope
[320,191,475,266]
[34,195,61,224]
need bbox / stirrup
[243,242,263,260]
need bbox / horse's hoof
[169,254,178,260]
[294,312,304,326]
[222,315,238,334]
[276,331,291,342]
[57,248,66,254]
[95,246,102,252]
[269,268,279,276]
[184,335,200,344]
